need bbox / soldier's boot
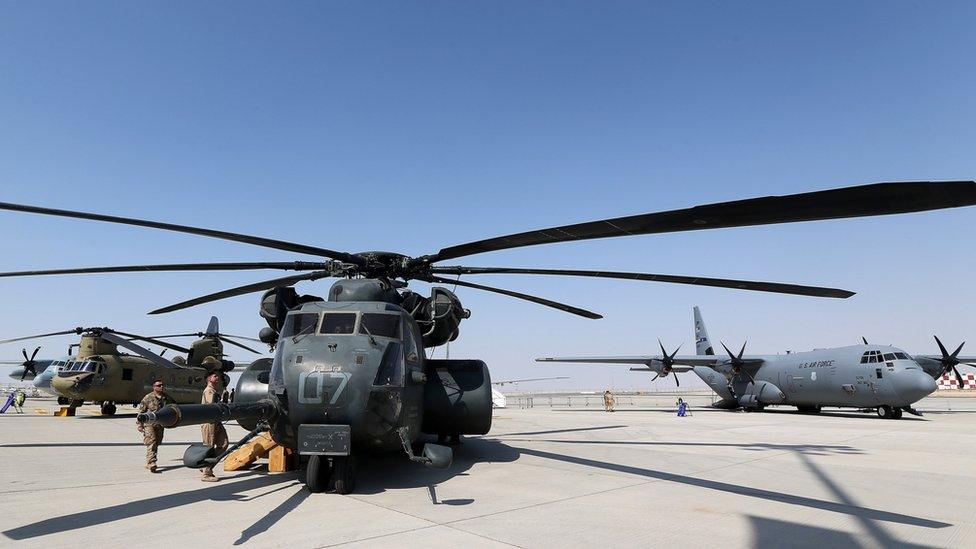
[201,466,219,482]
[147,464,158,473]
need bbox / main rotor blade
[0,329,80,345]
[425,181,976,262]
[97,331,179,370]
[426,275,602,319]
[149,271,333,315]
[108,330,190,354]
[0,202,364,265]
[0,262,332,279]
[431,266,855,299]
[216,335,261,355]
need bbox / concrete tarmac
[1,396,974,548]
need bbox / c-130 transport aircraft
[537,307,976,419]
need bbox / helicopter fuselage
[267,300,427,453]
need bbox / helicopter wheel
[304,454,331,493]
[100,403,117,416]
[57,397,69,405]
[331,454,357,495]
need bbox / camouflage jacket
[138,391,175,413]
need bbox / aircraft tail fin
[694,306,714,356]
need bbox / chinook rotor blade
[0,261,334,279]
[424,181,976,262]
[430,266,855,299]
[0,329,81,345]
[215,335,261,355]
[149,271,334,315]
[109,330,190,354]
[426,275,602,319]
[97,331,179,369]
[0,202,364,265]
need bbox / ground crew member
[604,389,615,412]
[200,362,229,482]
[12,389,26,413]
[137,379,174,473]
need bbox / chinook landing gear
[100,402,117,416]
[304,454,357,494]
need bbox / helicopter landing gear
[437,433,462,446]
[100,403,117,416]
[57,397,69,405]
[304,454,331,493]
[330,454,357,495]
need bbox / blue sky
[1,2,974,390]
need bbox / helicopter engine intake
[402,288,471,348]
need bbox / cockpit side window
[894,352,910,360]
[281,313,320,338]
[883,353,896,361]
[320,313,357,335]
[360,313,400,339]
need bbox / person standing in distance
[200,360,229,482]
[137,379,174,473]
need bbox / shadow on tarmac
[2,429,950,545]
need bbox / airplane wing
[492,376,569,385]
[536,355,766,371]
[914,355,976,365]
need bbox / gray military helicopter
[1,180,975,492]
[537,307,971,419]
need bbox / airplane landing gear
[100,403,117,416]
[797,405,821,414]
[876,405,902,419]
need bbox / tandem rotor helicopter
[0,180,974,493]
[0,317,260,414]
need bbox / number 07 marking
[298,371,351,404]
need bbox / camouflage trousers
[144,425,164,467]
[200,422,228,476]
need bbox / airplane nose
[891,369,937,404]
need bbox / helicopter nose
[891,369,937,403]
[52,373,92,397]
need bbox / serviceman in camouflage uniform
[137,379,174,473]
[200,360,229,482]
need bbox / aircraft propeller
[18,346,41,381]
[1,181,975,317]
[721,341,756,399]
[933,336,975,389]
[652,339,683,387]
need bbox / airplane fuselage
[694,344,937,410]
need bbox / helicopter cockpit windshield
[359,313,400,339]
[321,313,357,335]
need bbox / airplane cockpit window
[320,313,357,335]
[359,313,401,339]
[894,352,910,360]
[281,313,320,338]
[883,353,896,361]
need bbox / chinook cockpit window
[359,313,401,339]
[281,313,320,338]
[320,313,357,335]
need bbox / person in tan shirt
[200,367,229,482]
